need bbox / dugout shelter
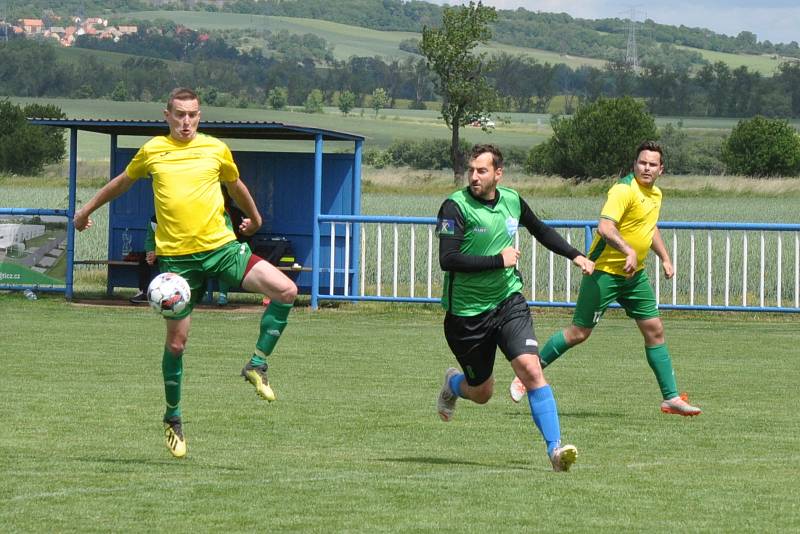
[17,118,365,308]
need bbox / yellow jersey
[588,173,662,276]
[125,133,239,256]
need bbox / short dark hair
[166,87,200,111]
[635,140,663,164]
[470,143,504,170]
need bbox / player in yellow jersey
[74,88,298,458]
[509,141,701,417]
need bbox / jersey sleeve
[519,197,581,260]
[600,184,631,223]
[124,145,150,180]
[218,144,239,183]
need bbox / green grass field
[1,296,798,531]
[14,96,800,163]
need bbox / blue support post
[310,134,323,309]
[65,128,78,300]
[106,134,118,296]
[351,139,363,297]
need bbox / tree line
[3,32,800,122]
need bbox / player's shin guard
[539,331,570,368]
[645,343,679,400]
[528,384,561,456]
[254,301,293,357]
[162,348,183,420]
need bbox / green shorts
[158,240,254,319]
[572,269,660,328]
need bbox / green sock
[645,343,678,400]
[249,354,267,368]
[539,330,570,368]
[255,301,293,357]
[162,348,183,420]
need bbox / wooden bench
[74,260,139,266]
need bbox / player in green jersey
[509,141,702,417]
[435,144,594,472]
[74,88,297,458]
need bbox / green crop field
[53,45,194,73]
[1,297,798,531]
[23,97,800,164]
[676,45,785,76]
[122,10,607,69]
[143,11,422,61]
[12,97,551,160]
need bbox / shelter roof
[26,118,365,142]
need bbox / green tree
[0,99,66,175]
[528,97,658,180]
[267,87,288,110]
[370,87,389,117]
[338,90,356,115]
[110,81,129,102]
[722,116,800,177]
[419,1,498,183]
[303,89,324,113]
[197,87,219,106]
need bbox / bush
[659,122,725,175]
[528,97,658,180]
[362,148,393,169]
[388,138,471,170]
[526,140,558,175]
[363,138,471,170]
[722,116,800,177]
[500,145,529,169]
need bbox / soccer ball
[147,272,191,317]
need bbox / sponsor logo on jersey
[506,217,519,237]
[437,218,455,236]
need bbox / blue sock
[448,372,466,399]
[528,385,561,456]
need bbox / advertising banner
[0,215,68,287]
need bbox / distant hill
[8,0,798,70]
[116,10,788,76]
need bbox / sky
[436,1,800,45]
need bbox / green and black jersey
[437,186,582,316]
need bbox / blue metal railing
[313,215,800,313]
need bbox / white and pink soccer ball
[147,272,191,317]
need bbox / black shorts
[443,292,538,386]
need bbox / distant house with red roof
[20,19,44,34]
